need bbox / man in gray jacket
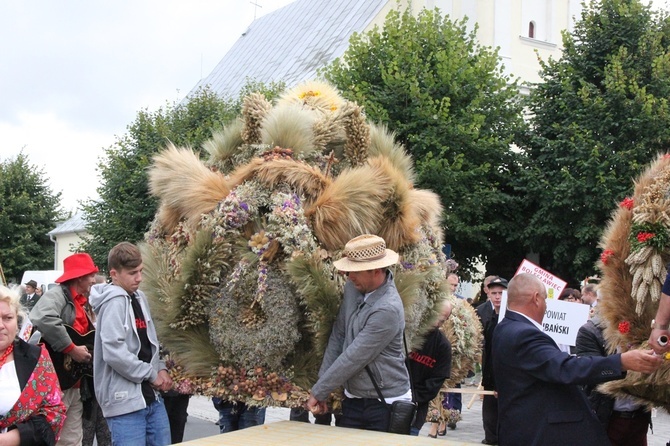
[90,242,172,446]
[307,234,411,432]
[30,252,99,446]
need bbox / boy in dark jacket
[407,301,452,436]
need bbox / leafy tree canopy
[80,81,285,269]
[0,152,63,282]
[517,0,670,282]
[321,8,527,278]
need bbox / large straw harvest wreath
[598,153,670,410]
[142,81,468,408]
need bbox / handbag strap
[364,365,391,412]
[364,330,415,408]
[403,332,416,403]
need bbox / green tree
[80,83,284,268]
[517,0,670,282]
[0,153,63,282]
[321,8,527,277]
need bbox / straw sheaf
[598,154,670,407]
[394,269,437,349]
[367,156,422,251]
[227,157,331,204]
[598,205,636,348]
[599,157,670,345]
[203,120,244,168]
[305,162,395,251]
[242,93,272,145]
[140,242,220,376]
[442,298,483,387]
[260,106,318,156]
[627,157,670,313]
[276,81,345,113]
[598,356,670,412]
[340,102,370,167]
[368,122,415,184]
[149,144,230,234]
[312,111,346,155]
[406,188,445,242]
[306,156,421,252]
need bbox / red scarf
[69,286,92,334]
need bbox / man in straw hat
[307,234,412,432]
[30,252,99,446]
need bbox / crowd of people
[0,244,195,446]
[2,233,668,445]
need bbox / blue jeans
[213,399,266,433]
[105,398,171,446]
[337,397,390,432]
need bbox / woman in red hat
[30,252,99,446]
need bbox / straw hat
[333,234,399,272]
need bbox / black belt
[611,409,647,419]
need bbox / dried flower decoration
[636,232,655,243]
[600,249,614,265]
[629,223,669,251]
[618,321,630,334]
[619,197,634,210]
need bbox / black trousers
[337,397,390,433]
[482,394,498,442]
[163,393,191,443]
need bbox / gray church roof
[191,0,389,99]
[48,213,87,236]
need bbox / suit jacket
[493,311,624,446]
[476,301,497,390]
[574,317,615,427]
[20,293,41,311]
[475,300,494,328]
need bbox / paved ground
[182,393,670,445]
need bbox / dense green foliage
[322,8,527,278]
[80,82,284,269]
[0,153,63,282]
[517,0,670,282]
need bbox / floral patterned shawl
[0,342,66,443]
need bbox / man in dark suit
[493,273,661,446]
[475,276,506,445]
[20,280,40,311]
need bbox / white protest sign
[499,291,589,346]
[541,298,590,346]
[514,259,567,300]
[498,261,589,346]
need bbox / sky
[1,0,294,213]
